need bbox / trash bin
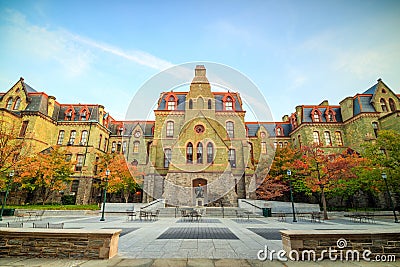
[2,208,15,216]
[262,208,271,217]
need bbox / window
[273,142,277,148]
[313,131,320,145]
[94,157,99,175]
[261,142,267,154]
[324,131,332,146]
[380,98,388,112]
[65,108,74,121]
[389,98,396,112]
[189,99,193,109]
[372,122,379,138]
[313,113,320,122]
[80,109,88,120]
[228,149,236,168]
[326,109,336,122]
[71,180,79,193]
[19,121,29,137]
[164,148,172,168]
[167,96,176,110]
[111,141,116,153]
[6,98,13,109]
[207,143,214,163]
[226,121,234,138]
[98,134,102,149]
[13,97,21,110]
[276,127,283,136]
[196,142,203,164]
[166,121,174,137]
[186,142,193,164]
[133,141,139,153]
[123,141,127,154]
[279,142,283,148]
[225,96,233,111]
[104,138,108,151]
[80,130,88,145]
[117,142,122,153]
[118,127,124,135]
[335,131,343,146]
[208,99,212,109]
[75,154,84,171]
[57,130,65,145]
[68,130,76,145]
[298,134,302,148]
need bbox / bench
[0,228,121,259]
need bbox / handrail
[141,199,164,210]
[240,199,263,210]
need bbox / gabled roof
[109,120,155,136]
[246,122,292,137]
[362,83,378,95]
[57,104,100,122]
[301,106,343,123]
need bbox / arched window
[164,148,172,168]
[68,130,76,145]
[389,98,396,112]
[80,108,89,120]
[196,142,203,164]
[98,134,102,149]
[226,121,234,138]
[207,143,214,163]
[228,149,236,168]
[380,98,388,112]
[325,109,336,122]
[57,130,65,145]
[324,131,332,146]
[189,99,193,109]
[276,126,284,136]
[13,97,21,110]
[186,142,193,163]
[111,141,116,153]
[372,122,379,138]
[208,99,212,109]
[117,142,122,153]
[312,131,320,145]
[335,131,343,146]
[65,107,74,121]
[6,98,13,109]
[122,141,127,154]
[166,121,174,137]
[80,130,88,145]
[224,96,233,111]
[167,95,176,110]
[261,142,267,154]
[133,141,139,153]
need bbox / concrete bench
[280,229,400,260]
[0,228,121,259]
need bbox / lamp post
[0,170,14,221]
[100,169,110,222]
[382,172,398,223]
[287,170,297,222]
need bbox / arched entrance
[192,178,207,206]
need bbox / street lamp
[382,172,398,223]
[287,170,297,222]
[0,170,14,221]
[100,169,110,222]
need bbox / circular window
[134,131,141,138]
[194,125,205,134]
[260,132,266,138]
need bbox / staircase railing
[141,199,165,210]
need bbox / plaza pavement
[1,213,400,266]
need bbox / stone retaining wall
[0,228,121,259]
[280,230,400,260]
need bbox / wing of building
[1,69,399,206]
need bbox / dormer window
[166,95,177,110]
[118,127,124,135]
[224,96,234,111]
[6,98,13,110]
[325,108,336,122]
[65,107,75,121]
[276,126,284,136]
[311,108,322,122]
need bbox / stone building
[0,67,399,206]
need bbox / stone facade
[1,70,399,206]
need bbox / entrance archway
[192,178,207,206]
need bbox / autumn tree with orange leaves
[291,144,365,220]
[17,147,74,204]
[95,153,143,203]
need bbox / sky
[0,0,399,121]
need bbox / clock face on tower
[134,131,141,138]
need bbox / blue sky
[0,0,399,121]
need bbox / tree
[17,147,74,204]
[362,130,400,195]
[0,120,29,190]
[292,145,365,219]
[96,153,143,203]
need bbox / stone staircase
[154,207,262,218]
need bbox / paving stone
[187,258,215,267]
[157,227,239,240]
[151,258,187,267]
[214,259,251,267]
[114,258,153,267]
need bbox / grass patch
[4,204,99,210]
